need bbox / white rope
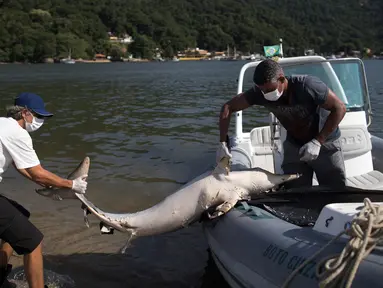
[282,198,383,288]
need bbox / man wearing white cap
[0,92,88,288]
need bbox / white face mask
[25,114,44,132]
[263,87,283,101]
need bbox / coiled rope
[282,198,383,288]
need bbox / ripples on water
[365,60,383,138]
[0,60,382,287]
[0,61,251,288]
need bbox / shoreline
[0,57,381,65]
[0,59,152,65]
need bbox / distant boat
[221,45,239,61]
[60,49,75,64]
[60,58,75,64]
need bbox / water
[0,60,382,287]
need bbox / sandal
[0,265,12,287]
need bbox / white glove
[299,139,321,162]
[72,174,88,194]
[216,142,232,164]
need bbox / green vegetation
[0,0,382,62]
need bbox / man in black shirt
[217,59,347,188]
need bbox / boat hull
[203,204,383,288]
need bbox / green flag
[263,45,281,57]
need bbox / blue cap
[14,92,54,117]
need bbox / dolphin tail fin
[35,156,90,199]
[67,156,90,180]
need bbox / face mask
[263,87,283,101]
[25,115,44,132]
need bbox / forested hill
[0,0,382,62]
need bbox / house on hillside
[108,33,134,44]
[211,51,225,60]
[177,48,211,60]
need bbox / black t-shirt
[244,75,340,145]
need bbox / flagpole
[279,38,283,58]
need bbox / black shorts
[0,195,43,255]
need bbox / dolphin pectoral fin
[225,165,230,176]
[118,233,135,254]
[99,222,114,235]
[208,198,238,219]
[53,194,63,201]
[81,203,91,228]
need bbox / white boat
[60,49,75,64]
[60,58,75,64]
[203,56,383,288]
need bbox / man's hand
[299,139,321,162]
[72,174,88,194]
[216,142,232,164]
[219,92,253,142]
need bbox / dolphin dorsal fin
[212,157,231,176]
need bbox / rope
[282,198,383,288]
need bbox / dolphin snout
[283,173,302,181]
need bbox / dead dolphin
[75,157,301,241]
[35,157,90,201]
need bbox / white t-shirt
[0,117,40,182]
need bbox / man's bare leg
[0,241,13,267]
[23,241,44,288]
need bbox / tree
[0,0,382,62]
[129,34,156,59]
